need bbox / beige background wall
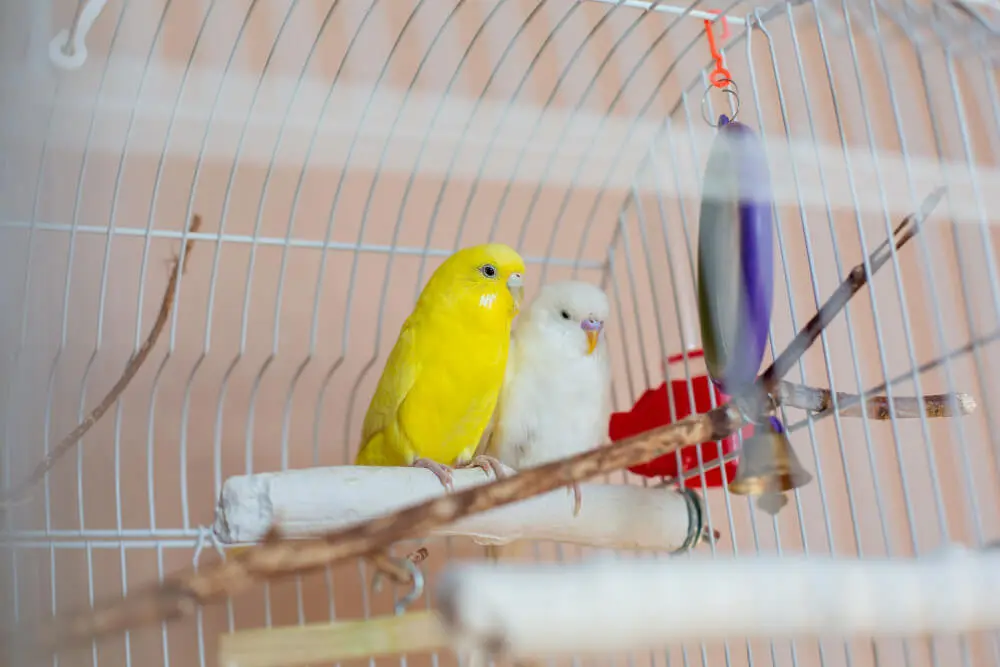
[2,1,1000,667]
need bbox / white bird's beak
[582,318,603,355]
[507,272,524,311]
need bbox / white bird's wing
[474,333,517,459]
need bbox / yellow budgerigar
[354,243,525,489]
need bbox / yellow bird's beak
[582,318,602,355]
[507,272,524,311]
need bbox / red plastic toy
[609,349,752,488]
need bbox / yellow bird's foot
[412,457,455,491]
[568,482,582,517]
[457,454,507,480]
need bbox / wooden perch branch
[17,188,944,658]
[775,380,975,420]
[785,327,998,434]
[0,215,202,508]
[21,406,744,655]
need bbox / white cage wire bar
[2,0,1000,666]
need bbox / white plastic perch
[434,547,1000,660]
[49,0,109,70]
[214,465,702,551]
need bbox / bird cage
[3,0,1000,666]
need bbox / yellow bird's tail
[354,432,394,466]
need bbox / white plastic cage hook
[49,0,109,70]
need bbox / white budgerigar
[483,280,613,517]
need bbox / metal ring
[700,78,741,127]
[672,487,705,554]
[394,557,425,615]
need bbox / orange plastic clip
[704,10,731,89]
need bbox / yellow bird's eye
[480,263,498,279]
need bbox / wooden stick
[0,215,203,508]
[218,610,449,667]
[775,381,975,420]
[18,189,942,657]
[785,327,1000,433]
[753,186,943,404]
[673,380,977,485]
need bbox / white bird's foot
[569,482,582,517]
[411,458,454,491]
[457,454,507,480]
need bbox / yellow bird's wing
[477,333,515,460]
[355,318,421,466]
[473,405,497,459]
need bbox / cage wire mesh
[817,0,1000,62]
[3,0,1000,666]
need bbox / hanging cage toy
[694,17,774,399]
[619,18,810,514]
[694,102,820,513]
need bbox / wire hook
[371,547,429,592]
[700,12,740,126]
[394,557,425,615]
[700,80,741,127]
[671,487,719,553]
[370,550,428,614]
[49,0,109,70]
[704,11,732,88]
[707,9,731,39]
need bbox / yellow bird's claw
[411,457,455,492]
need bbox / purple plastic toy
[696,114,774,397]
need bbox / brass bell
[728,416,813,512]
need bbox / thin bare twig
[665,379,975,488]
[775,380,975,420]
[0,215,203,508]
[17,191,941,656]
[754,186,944,402]
[785,327,1000,433]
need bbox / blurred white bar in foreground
[435,547,1000,659]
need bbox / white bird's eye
[560,310,571,320]
[481,264,498,278]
